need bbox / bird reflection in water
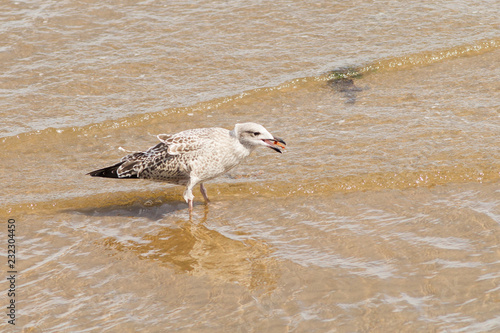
[101,206,280,291]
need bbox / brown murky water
[1,1,499,332]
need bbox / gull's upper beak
[262,136,286,153]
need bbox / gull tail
[87,160,141,178]
[87,162,130,179]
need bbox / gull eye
[253,132,261,136]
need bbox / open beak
[262,136,286,153]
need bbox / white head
[231,122,286,153]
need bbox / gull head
[232,122,286,153]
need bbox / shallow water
[1,0,500,332]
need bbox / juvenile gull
[88,123,286,211]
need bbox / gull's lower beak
[263,137,286,153]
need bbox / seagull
[88,122,286,212]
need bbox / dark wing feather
[87,161,137,178]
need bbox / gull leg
[200,183,210,204]
[184,176,198,213]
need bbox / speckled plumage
[88,123,286,211]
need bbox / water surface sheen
[1,0,499,332]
